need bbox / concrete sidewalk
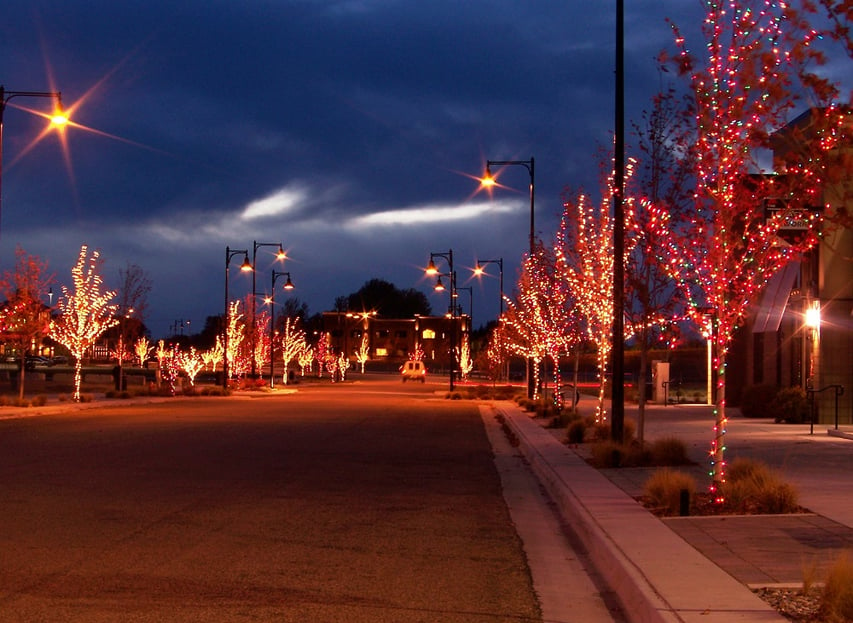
[497,402,853,623]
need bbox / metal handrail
[807,384,845,434]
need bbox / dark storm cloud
[5,1,807,336]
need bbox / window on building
[422,329,436,339]
[375,348,388,357]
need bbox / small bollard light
[679,489,690,516]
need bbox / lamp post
[0,86,67,239]
[474,258,505,380]
[251,241,287,378]
[454,286,473,330]
[611,0,626,443]
[268,270,294,389]
[426,250,456,390]
[481,158,535,254]
[115,306,134,392]
[480,157,535,397]
[223,246,252,387]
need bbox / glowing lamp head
[283,276,295,290]
[50,110,68,126]
[276,245,287,260]
[805,303,820,329]
[480,166,496,188]
[239,256,253,272]
[434,277,445,292]
[473,264,484,276]
[426,258,439,275]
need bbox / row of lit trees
[489,0,850,494]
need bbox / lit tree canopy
[663,0,850,489]
[0,247,54,399]
[50,245,118,401]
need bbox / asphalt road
[0,380,557,622]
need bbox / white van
[400,360,427,383]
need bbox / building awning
[752,261,800,333]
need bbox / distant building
[321,312,469,371]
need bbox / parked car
[400,360,427,383]
[24,356,50,370]
[49,355,69,366]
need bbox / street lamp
[251,241,287,377]
[481,157,536,397]
[223,246,252,386]
[269,270,295,389]
[481,158,535,255]
[0,86,67,238]
[454,286,473,330]
[474,258,505,380]
[427,250,456,390]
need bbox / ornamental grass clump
[643,469,697,516]
[819,551,853,622]
[721,457,799,514]
[649,436,691,466]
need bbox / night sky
[2,1,845,338]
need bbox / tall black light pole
[611,0,626,442]
[475,258,505,380]
[224,246,252,387]
[251,241,286,377]
[269,270,294,388]
[0,86,67,239]
[454,286,473,331]
[426,250,455,391]
[482,157,536,397]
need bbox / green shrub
[770,386,810,424]
[722,457,799,514]
[820,552,853,622]
[643,469,697,516]
[740,384,779,418]
[649,436,690,466]
[31,395,47,407]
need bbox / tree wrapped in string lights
[134,336,154,367]
[0,247,54,400]
[279,316,306,384]
[664,0,848,492]
[502,245,569,401]
[225,300,247,380]
[354,331,369,373]
[298,344,314,376]
[176,346,205,387]
[202,336,224,373]
[457,333,473,381]
[50,246,118,402]
[315,334,328,378]
[556,166,637,421]
[253,309,270,379]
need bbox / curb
[496,404,786,623]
